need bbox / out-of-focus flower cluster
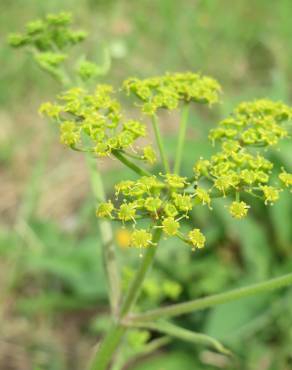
[8,12,101,83]
[123,72,221,115]
[8,12,86,51]
[96,174,206,251]
[192,99,292,218]
[39,85,157,162]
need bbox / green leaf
[212,199,272,279]
[205,295,270,344]
[269,188,292,252]
[131,351,200,370]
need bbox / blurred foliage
[2,0,292,105]
[0,1,292,370]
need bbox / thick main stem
[173,105,189,174]
[89,325,126,370]
[129,271,292,322]
[89,227,162,370]
[151,115,170,173]
[87,154,121,316]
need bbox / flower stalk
[151,114,170,173]
[174,104,189,174]
[112,149,151,177]
[120,227,163,317]
[89,226,163,370]
[128,271,292,322]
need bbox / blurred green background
[0,1,292,369]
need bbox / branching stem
[128,271,292,322]
[112,150,151,177]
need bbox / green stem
[89,324,126,370]
[86,154,121,316]
[151,115,170,173]
[129,271,292,322]
[89,227,163,370]
[112,150,151,177]
[120,227,163,317]
[173,105,189,174]
[121,150,143,161]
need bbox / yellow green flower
[123,72,221,115]
[188,229,206,250]
[194,188,211,207]
[39,102,63,119]
[60,121,80,146]
[96,201,114,218]
[162,217,180,236]
[118,203,137,222]
[240,169,257,185]
[229,201,249,219]
[172,193,193,212]
[261,186,280,204]
[142,146,157,165]
[165,174,187,189]
[193,158,210,177]
[144,197,162,216]
[130,229,152,249]
[163,203,178,217]
[214,173,239,195]
[279,170,292,188]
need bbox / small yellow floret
[142,145,157,164]
[130,229,152,249]
[261,186,280,205]
[118,203,136,222]
[195,188,211,207]
[96,201,114,218]
[279,171,292,188]
[188,229,206,250]
[162,217,180,236]
[229,201,249,219]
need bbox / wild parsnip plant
[9,12,292,370]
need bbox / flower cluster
[8,12,87,50]
[209,99,291,147]
[76,59,102,82]
[193,99,292,217]
[123,72,221,115]
[36,62,292,253]
[96,174,206,251]
[40,85,157,161]
[8,12,101,83]
[279,169,292,191]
